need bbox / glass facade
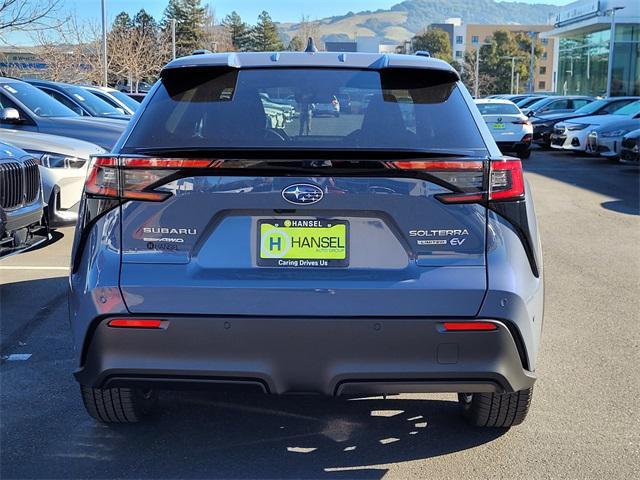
[556,25,640,97]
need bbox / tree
[201,5,233,52]
[0,0,65,37]
[162,0,206,56]
[287,36,304,51]
[222,11,250,51]
[411,28,452,63]
[112,12,133,32]
[472,30,543,95]
[250,11,283,52]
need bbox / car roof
[163,51,459,77]
[475,98,518,105]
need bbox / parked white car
[0,129,105,227]
[83,85,141,116]
[475,98,533,159]
[551,100,640,154]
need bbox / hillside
[279,0,559,46]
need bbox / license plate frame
[257,218,349,268]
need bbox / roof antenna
[305,37,318,53]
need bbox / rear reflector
[442,322,497,331]
[108,319,163,329]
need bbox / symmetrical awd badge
[282,184,324,205]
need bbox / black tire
[517,147,531,159]
[458,387,533,428]
[80,385,157,423]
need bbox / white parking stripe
[0,266,69,270]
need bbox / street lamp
[501,56,526,94]
[605,6,624,97]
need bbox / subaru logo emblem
[282,184,323,205]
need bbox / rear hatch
[108,64,492,317]
[477,103,528,142]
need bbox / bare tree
[0,0,65,40]
[201,5,233,52]
[287,15,321,51]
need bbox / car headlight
[567,124,588,131]
[27,151,87,168]
[600,129,630,138]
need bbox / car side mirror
[0,107,22,124]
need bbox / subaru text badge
[282,184,323,205]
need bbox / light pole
[101,0,107,86]
[171,18,176,60]
[605,6,624,97]
[527,32,537,93]
[501,56,526,94]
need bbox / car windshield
[1,82,78,118]
[124,68,487,154]
[515,97,541,107]
[524,97,550,111]
[612,100,640,116]
[64,85,124,116]
[108,89,141,111]
[573,99,608,115]
[476,103,521,115]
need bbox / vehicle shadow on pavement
[524,150,639,216]
[53,391,506,479]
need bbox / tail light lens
[388,158,524,203]
[489,159,524,201]
[512,119,531,126]
[85,156,213,201]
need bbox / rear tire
[516,146,531,159]
[80,385,157,423]
[458,387,533,428]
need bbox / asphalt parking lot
[1,149,638,479]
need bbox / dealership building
[543,0,639,96]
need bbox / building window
[471,36,479,44]
[456,35,463,44]
[542,38,549,45]
[455,50,463,58]
[542,51,548,60]
[538,81,546,90]
[539,66,547,75]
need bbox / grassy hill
[279,0,559,46]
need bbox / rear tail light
[85,156,214,201]
[512,119,531,126]
[388,158,524,203]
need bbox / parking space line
[0,266,69,270]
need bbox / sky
[4,0,575,46]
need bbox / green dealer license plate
[257,219,349,267]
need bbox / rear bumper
[75,316,535,395]
[496,141,530,152]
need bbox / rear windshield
[476,103,521,115]
[123,68,486,154]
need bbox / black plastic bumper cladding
[75,316,535,394]
[489,200,540,278]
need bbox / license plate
[257,219,349,267]
[493,123,505,130]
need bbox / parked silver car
[0,129,105,226]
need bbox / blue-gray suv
[70,51,544,427]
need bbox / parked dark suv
[1,142,47,257]
[70,51,544,427]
